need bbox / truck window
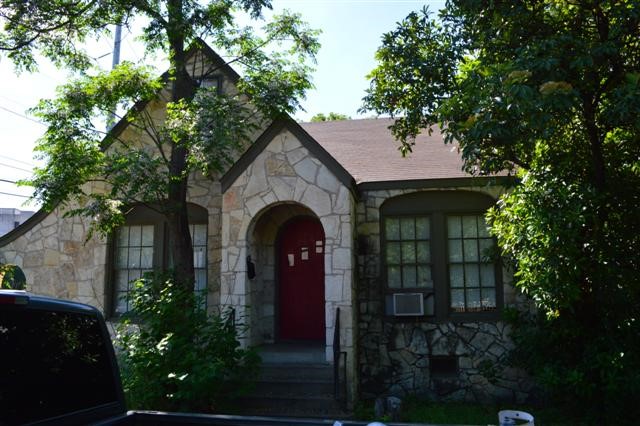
[0,308,119,425]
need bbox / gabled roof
[300,118,470,185]
[220,118,356,194]
[109,40,240,141]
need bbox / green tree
[117,273,260,411]
[0,0,319,289]
[310,111,350,121]
[362,1,640,420]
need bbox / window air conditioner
[392,293,424,316]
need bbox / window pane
[116,248,128,268]
[464,264,480,287]
[463,239,479,262]
[141,225,154,246]
[129,226,142,245]
[117,228,129,247]
[194,246,206,268]
[416,242,430,263]
[128,248,141,268]
[402,241,416,263]
[482,288,496,309]
[447,216,461,238]
[385,218,400,240]
[466,288,481,311]
[478,217,490,238]
[479,238,494,261]
[192,224,207,246]
[462,216,478,238]
[480,264,495,287]
[416,217,430,239]
[449,264,464,288]
[402,265,416,287]
[115,271,129,293]
[195,270,207,292]
[386,242,401,264]
[128,269,141,282]
[417,266,432,288]
[448,239,463,262]
[388,266,401,288]
[451,289,465,312]
[140,247,153,268]
[400,218,415,240]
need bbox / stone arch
[245,202,320,345]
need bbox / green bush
[116,274,260,412]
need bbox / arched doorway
[277,216,325,341]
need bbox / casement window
[381,191,502,320]
[110,204,208,316]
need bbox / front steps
[235,343,349,419]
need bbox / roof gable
[220,117,356,194]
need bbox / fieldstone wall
[356,186,534,404]
[0,172,223,316]
[0,208,108,309]
[221,127,357,395]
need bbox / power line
[0,104,46,126]
[0,178,32,186]
[0,154,34,167]
[0,190,30,198]
[0,162,33,173]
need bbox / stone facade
[355,186,534,404]
[220,128,356,384]
[0,208,107,308]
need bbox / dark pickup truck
[0,291,400,426]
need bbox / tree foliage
[363,0,640,420]
[117,273,260,411]
[0,0,320,287]
[310,111,350,122]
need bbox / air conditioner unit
[392,293,424,316]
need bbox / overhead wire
[0,191,30,198]
[0,162,33,174]
[0,154,34,167]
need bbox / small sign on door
[301,247,309,260]
[315,240,323,253]
[288,253,295,266]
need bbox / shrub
[116,274,260,412]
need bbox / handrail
[333,307,347,406]
[333,307,340,399]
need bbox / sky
[0,0,446,210]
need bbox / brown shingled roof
[299,118,470,184]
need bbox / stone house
[0,44,532,406]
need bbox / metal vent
[392,293,424,316]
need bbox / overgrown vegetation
[362,1,640,422]
[116,274,260,412]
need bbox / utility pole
[107,24,122,131]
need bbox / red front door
[278,217,325,341]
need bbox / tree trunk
[166,0,195,290]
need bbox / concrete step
[259,363,334,381]
[258,342,326,364]
[239,343,348,418]
[251,380,334,398]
